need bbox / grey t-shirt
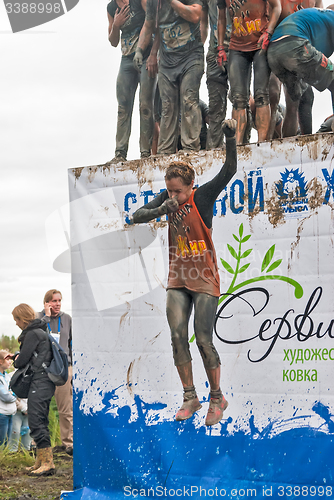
[107,0,149,57]
[146,0,203,68]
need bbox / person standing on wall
[267,6,334,128]
[38,290,73,456]
[131,119,237,426]
[267,0,323,139]
[217,0,281,144]
[108,0,157,162]
[134,0,204,155]
[201,0,231,149]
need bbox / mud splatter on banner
[62,135,334,500]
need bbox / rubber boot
[25,448,41,472]
[29,447,55,476]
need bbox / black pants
[28,374,55,449]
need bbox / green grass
[0,396,61,463]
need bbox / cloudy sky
[0,0,333,338]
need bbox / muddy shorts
[267,36,334,101]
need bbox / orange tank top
[167,189,220,297]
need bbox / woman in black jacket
[11,303,55,476]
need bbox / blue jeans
[8,411,31,451]
[0,414,13,446]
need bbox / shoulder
[60,311,72,321]
[132,0,145,11]
[217,0,227,9]
[107,1,117,16]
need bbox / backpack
[42,334,69,386]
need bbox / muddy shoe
[29,447,55,477]
[175,397,202,421]
[25,448,41,472]
[205,396,228,426]
[110,154,126,164]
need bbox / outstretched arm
[194,119,237,228]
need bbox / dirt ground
[0,449,73,500]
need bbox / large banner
[62,134,334,500]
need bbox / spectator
[38,289,73,456]
[8,396,32,452]
[201,0,231,148]
[267,6,334,119]
[0,350,16,447]
[11,304,55,476]
[107,0,157,162]
[217,0,281,144]
[134,0,204,155]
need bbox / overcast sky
[0,0,333,339]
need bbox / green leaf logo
[189,224,303,343]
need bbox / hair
[165,161,195,186]
[0,349,10,362]
[12,304,36,327]
[43,289,62,303]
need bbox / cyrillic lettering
[296,349,304,364]
[304,370,310,381]
[297,369,303,381]
[304,349,311,361]
[283,349,290,362]
[329,348,334,360]
[290,349,296,365]
[311,348,321,361]
[322,348,328,360]
[311,370,317,381]
[283,370,289,381]
[289,369,296,381]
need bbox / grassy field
[0,398,73,500]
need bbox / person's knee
[139,101,152,118]
[232,93,248,110]
[117,104,130,120]
[254,91,270,108]
[196,341,220,369]
[171,333,191,365]
[182,88,199,113]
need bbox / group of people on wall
[107,0,334,161]
[0,289,72,478]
